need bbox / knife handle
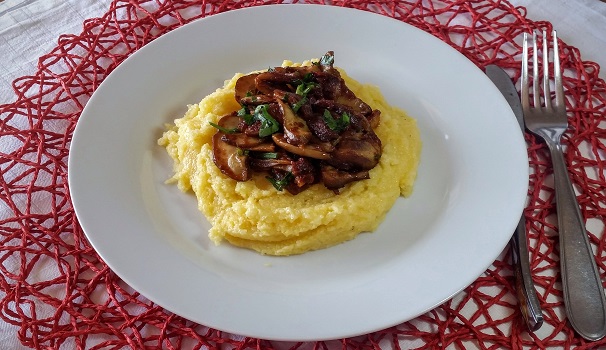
[511,217,543,331]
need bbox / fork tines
[521,30,565,114]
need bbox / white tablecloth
[2,0,606,107]
[1,0,606,348]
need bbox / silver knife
[485,65,544,332]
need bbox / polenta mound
[158,60,421,256]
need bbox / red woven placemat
[1,0,605,348]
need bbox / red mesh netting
[1,0,605,348]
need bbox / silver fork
[522,30,606,341]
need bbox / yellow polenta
[158,62,421,256]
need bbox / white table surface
[1,0,606,348]
[2,0,606,106]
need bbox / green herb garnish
[255,152,279,159]
[208,121,238,134]
[237,107,254,124]
[322,110,350,132]
[319,53,334,66]
[303,72,313,81]
[266,172,293,191]
[291,96,307,113]
[254,104,280,138]
[292,75,315,113]
[295,81,316,96]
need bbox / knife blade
[485,65,544,332]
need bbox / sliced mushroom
[335,94,373,117]
[216,114,265,149]
[247,143,276,152]
[277,100,312,146]
[321,165,370,190]
[291,157,316,188]
[212,132,250,181]
[367,109,381,130]
[273,90,302,106]
[221,133,264,149]
[239,94,275,106]
[235,73,260,101]
[313,70,344,100]
[249,158,293,172]
[241,120,262,136]
[313,98,372,123]
[276,65,322,76]
[217,114,242,129]
[306,114,341,142]
[209,52,383,193]
[328,136,382,171]
[255,71,300,95]
[272,133,331,160]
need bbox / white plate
[68,4,528,341]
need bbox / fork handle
[548,141,606,341]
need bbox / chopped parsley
[295,81,316,96]
[237,106,254,124]
[319,53,334,66]
[235,105,279,137]
[291,96,307,113]
[313,53,334,67]
[266,172,293,191]
[208,122,238,134]
[254,104,280,138]
[292,75,316,113]
[254,152,279,159]
[323,110,350,132]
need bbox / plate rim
[68,4,528,341]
